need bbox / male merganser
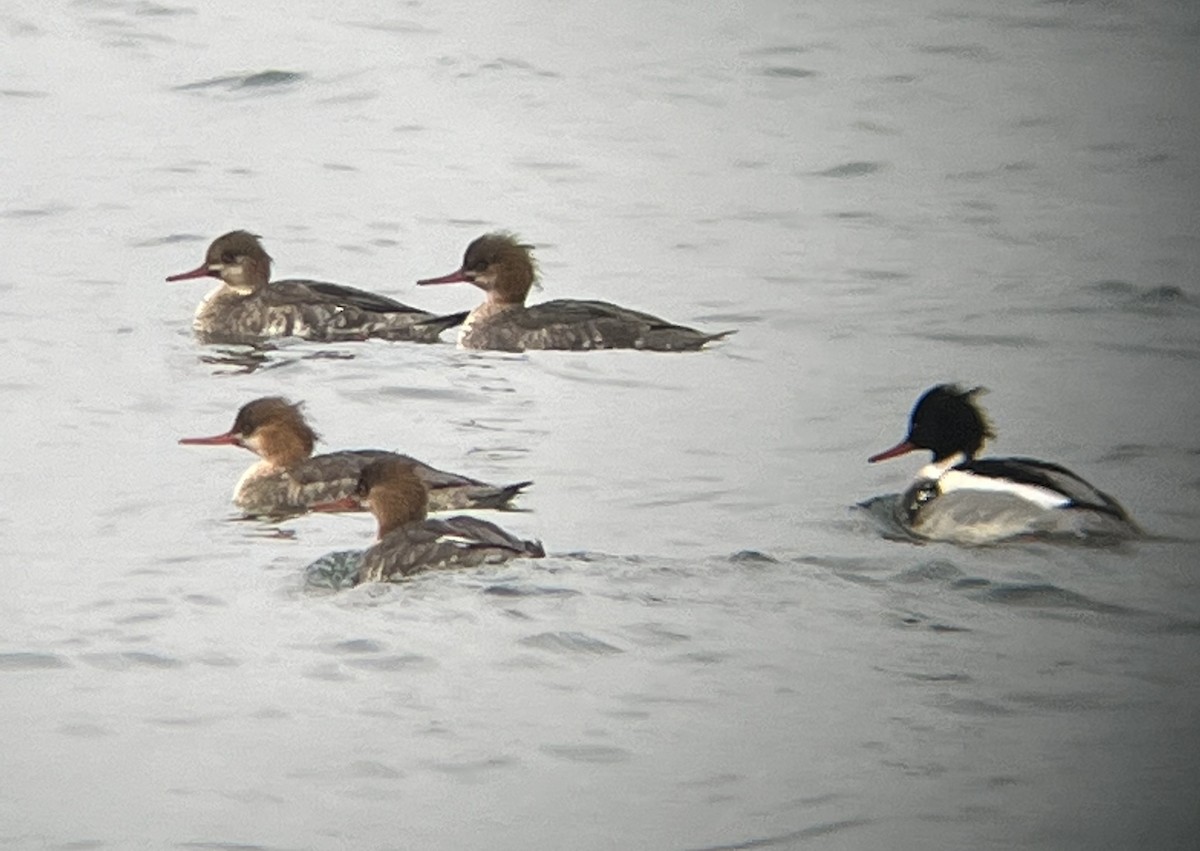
[866,384,1139,544]
[180,397,529,517]
[313,457,545,584]
[416,232,733,351]
[166,230,464,345]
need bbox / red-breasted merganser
[416,232,733,351]
[166,230,465,345]
[180,397,529,517]
[866,384,1139,544]
[313,457,545,584]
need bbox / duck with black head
[865,384,1140,544]
[180,397,530,518]
[417,232,733,352]
[312,457,545,585]
[167,230,464,345]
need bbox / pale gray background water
[2,1,1198,849]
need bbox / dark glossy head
[869,384,995,464]
[417,232,537,305]
[166,230,272,293]
[179,396,316,466]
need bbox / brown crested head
[232,396,317,467]
[166,230,272,293]
[418,232,537,305]
[355,457,429,537]
[464,232,537,304]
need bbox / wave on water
[173,70,307,92]
[1077,280,1199,315]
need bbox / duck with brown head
[166,230,465,345]
[180,397,530,518]
[313,457,545,584]
[417,232,734,352]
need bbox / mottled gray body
[459,300,732,352]
[234,450,529,517]
[195,279,462,345]
[357,516,545,583]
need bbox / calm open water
[2,0,1198,849]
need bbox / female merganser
[180,397,529,517]
[866,384,1139,544]
[166,230,465,345]
[313,457,545,584]
[416,232,733,351]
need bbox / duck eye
[220,252,237,264]
[355,480,369,498]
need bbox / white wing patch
[937,468,1071,510]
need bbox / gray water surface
[2,0,1198,849]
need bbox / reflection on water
[199,344,358,374]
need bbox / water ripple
[343,654,437,672]
[919,331,1045,348]
[79,652,185,670]
[760,66,818,79]
[812,161,885,178]
[519,631,624,656]
[173,70,306,92]
[962,582,1134,615]
[688,819,873,850]
[0,652,70,670]
[540,744,631,764]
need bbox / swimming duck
[314,457,545,584]
[180,397,529,517]
[417,232,732,351]
[867,384,1139,544]
[167,230,463,345]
